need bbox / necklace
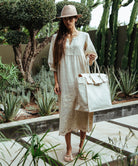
[67,31,79,45]
[67,31,79,38]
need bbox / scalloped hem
[59,128,92,136]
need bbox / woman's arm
[84,33,98,66]
[54,71,61,95]
[89,54,97,66]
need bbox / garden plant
[0,92,21,122]
[35,88,57,116]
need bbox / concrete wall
[0,44,50,75]
[0,25,128,74]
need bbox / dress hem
[59,128,92,136]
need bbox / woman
[48,5,98,162]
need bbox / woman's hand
[89,54,96,61]
[54,72,61,95]
[89,54,96,66]
[54,82,61,95]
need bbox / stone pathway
[0,114,138,166]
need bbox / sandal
[78,152,87,160]
[77,149,87,160]
[64,154,74,162]
[72,151,87,160]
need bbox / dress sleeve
[48,34,57,72]
[84,33,98,66]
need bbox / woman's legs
[79,130,86,151]
[65,130,86,155]
[65,132,72,155]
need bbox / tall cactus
[96,0,111,66]
[108,0,121,67]
[81,0,102,10]
[131,24,138,72]
[122,0,133,6]
[81,0,103,31]
[122,0,138,70]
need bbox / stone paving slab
[109,114,138,129]
[0,140,49,166]
[88,121,138,154]
[23,131,126,166]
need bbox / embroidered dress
[48,31,98,136]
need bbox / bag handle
[86,57,106,83]
[87,57,100,74]
[93,60,100,74]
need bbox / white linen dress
[48,31,98,136]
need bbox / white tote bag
[75,61,112,112]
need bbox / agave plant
[107,67,119,102]
[20,89,31,107]
[0,92,21,122]
[109,79,119,102]
[0,57,19,92]
[10,125,62,166]
[114,69,138,97]
[33,66,55,92]
[35,88,57,116]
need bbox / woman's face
[63,16,77,30]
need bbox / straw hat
[57,5,82,19]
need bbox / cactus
[96,0,112,66]
[108,0,122,67]
[122,0,138,70]
[81,0,102,10]
[80,0,103,32]
[131,24,138,73]
[122,0,133,6]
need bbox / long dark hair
[53,19,69,68]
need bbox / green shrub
[0,92,21,122]
[5,30,28,46]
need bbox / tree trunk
[27,57,35,83]
[22,39,31,71]
[12,29,52,83]
[13,45,26,79]
[25,31,51,83]
[25,30,37,83]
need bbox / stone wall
[0,25,128,74]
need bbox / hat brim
[57,14,82,19]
